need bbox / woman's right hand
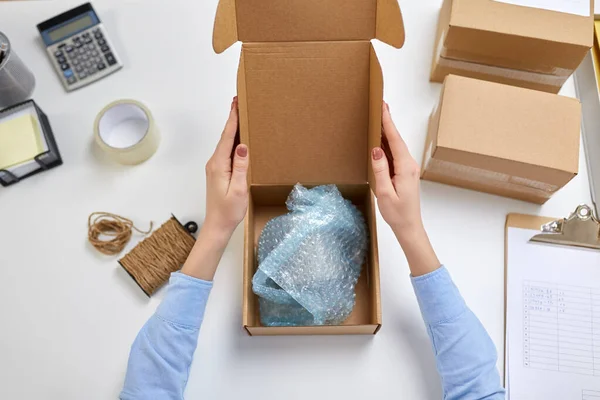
[370,102,440,276]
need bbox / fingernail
[231,101,235,110]
[237,145,248,158]
[385,102,390,112]
[372,147,383,160]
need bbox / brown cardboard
[430,0,594,93]
[213,0,403,335]
[213,0,405,53]
[421,75,581,204]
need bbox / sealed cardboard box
[422,75,581,204]
[212,0,405,335]
[431,0,594,93]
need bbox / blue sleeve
[120,272,213,400]
[411,266,505,400]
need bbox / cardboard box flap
[237,41,382,191]
[375,0,406,49]
[213,0,405,54]
[213,0,238,54]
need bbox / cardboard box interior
[244,184,381,336]
[422,75,580,204]
[237,44,382,335]
[430,0,594,93]
[238,42,373,185]
[213,0,405,335]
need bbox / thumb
[371,147,395,198]
[229,144,249,196]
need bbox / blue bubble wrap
[252,184,368,326]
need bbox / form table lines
[524,281,600,376]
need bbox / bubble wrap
[252,184,368,326]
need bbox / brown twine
[119,217,196,296]
[88,212,153,256]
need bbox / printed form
[495,0,590,17]
[506,228,600,399]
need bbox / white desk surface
[0,0,593,398]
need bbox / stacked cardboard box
[422,75,581,204]
[213,0,405,336]
[431,0,594,93]
[425,0,591,202]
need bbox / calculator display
[48,15,94,42]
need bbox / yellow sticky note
[0,114,44,170]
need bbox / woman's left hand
[204,96,249,236]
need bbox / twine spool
[119,217,197,296]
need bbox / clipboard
[504,205,600,399]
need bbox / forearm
[394,224,441,277]
[120,273,212,400]
[181,222,233,281]
[412,267,505,400]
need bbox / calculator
[37,3,122,92]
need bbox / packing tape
[424,157,558,199]
[94,99,160,165]
[434,30,571,87]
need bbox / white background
[0,0,593,398]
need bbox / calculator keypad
[52,27,119,87]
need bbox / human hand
[371,102,424,243]
[204,96,249,237]
[370,102,440,276]
[181,97,248,281]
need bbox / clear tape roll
[94,99,160,165]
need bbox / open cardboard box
[213,0,405,335]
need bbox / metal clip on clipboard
[529,204,600,250]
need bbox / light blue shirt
[120,267,505,399]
